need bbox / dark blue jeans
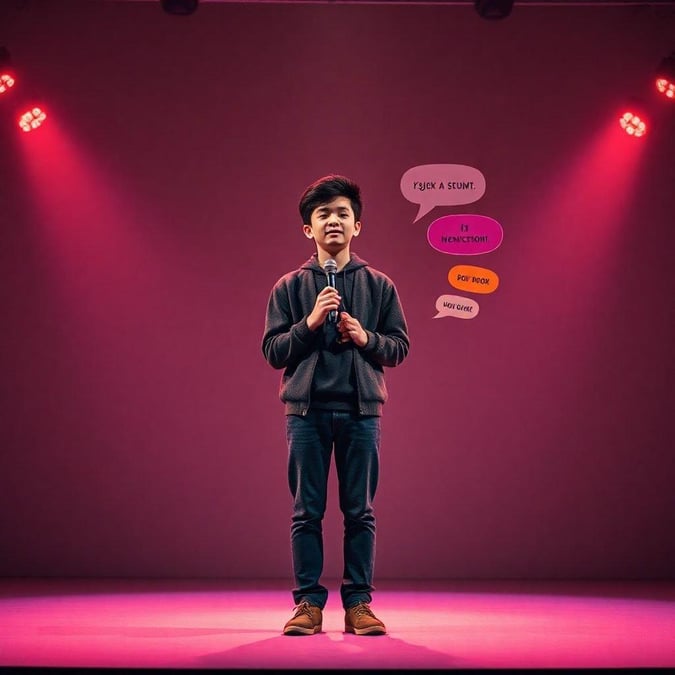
[286,409,381,610]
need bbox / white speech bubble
[433,294,480,319]
[401,164,486,222]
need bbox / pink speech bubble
[434,294,480,319]
[400,164,486,222]
[427,214,503,255]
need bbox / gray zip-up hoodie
[262,253,410,416]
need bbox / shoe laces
[293,601,315,618]
[351,602,375,617]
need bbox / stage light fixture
[655,52,675,101]
[0,46,49,134]
[619,110,647,138]
[160,0,199,15]
[18,107,47,133]
[474,0,514,20]
[0,73,15,95]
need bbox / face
[303,196,361,255]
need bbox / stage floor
[1,578,674,671]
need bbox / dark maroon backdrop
[1,0,673,579]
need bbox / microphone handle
[327,271,338,323]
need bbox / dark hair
[298,174,363,224]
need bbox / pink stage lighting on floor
[655,52,675,101]
[18,107,47,132]
[619,110,647,138]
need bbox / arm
[262,279,341,370]
[338,281,409,368]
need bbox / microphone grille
[323,258,338,273]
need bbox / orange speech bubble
[448,265,499,294]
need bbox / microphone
[323,258,338,323]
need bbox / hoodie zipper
[345,268,365,415]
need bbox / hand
[307,287,341,331]
[337,312,368,347]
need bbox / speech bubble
[401,164,486,222]
[427,214,503,255]
[433,294,480,319]
[448,264,500,294]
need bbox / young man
[261,175,410,636]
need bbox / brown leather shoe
[344,602,387,635]
[283,601,322,635]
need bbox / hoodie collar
[302,252,369,273]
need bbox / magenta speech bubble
[427,214,503,256]
[400,164,486,222]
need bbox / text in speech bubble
[434,294,480,320]
[427,214,503,255]
[448,264,500,294]
[401,164,486,222]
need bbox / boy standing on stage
[262,174,410,635]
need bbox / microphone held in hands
[323,258,338,323]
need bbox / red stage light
[655,53,675,102]
[0,72,15,94]
[655,77,675,100]
[18,107,47,132]
[619,111,647,138]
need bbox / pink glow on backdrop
[16,116,165,319]
[482,114,654,512]
[507,112,649,326]
[11,115,204,468]
[525,114,647,261]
